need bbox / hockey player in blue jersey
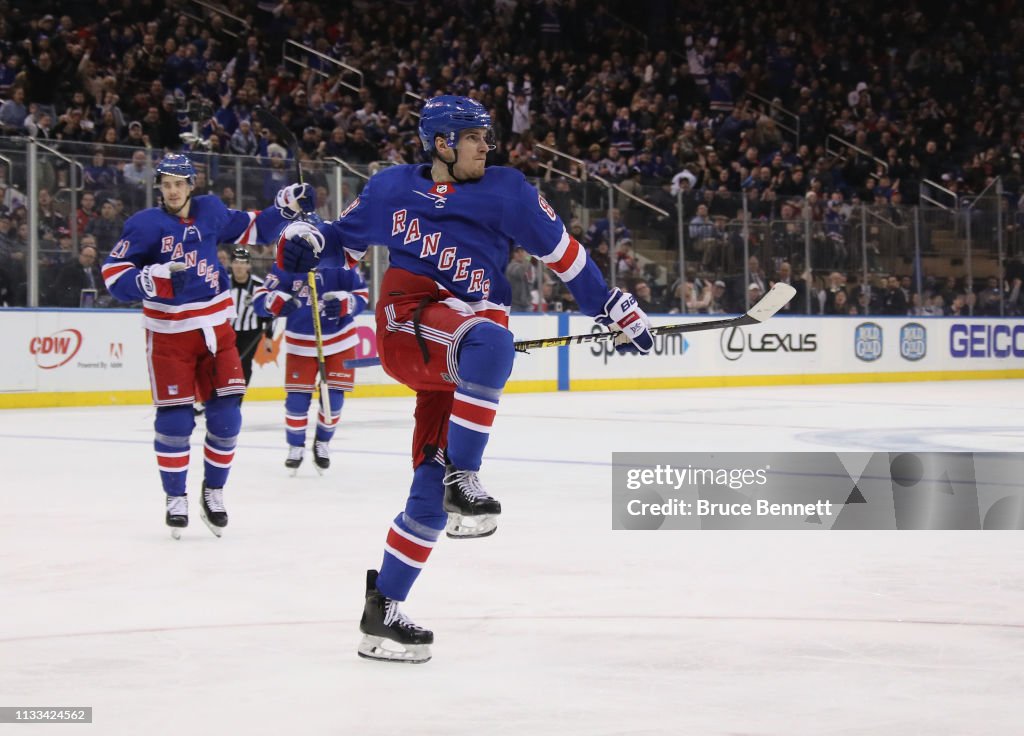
[102,152,314,538]
[278,95,653,662]
[252,233,369,475]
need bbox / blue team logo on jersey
[899,323,927,361]
[854,322,883,361]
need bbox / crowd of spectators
[0,0,1023,314]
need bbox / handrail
[826,134,888,176]
[187,0,250,31]
[920,178,958,209]
[535,143,587,179]
[181,10,238,38]
[604,11,649,50]
[963,175,1001,211]
[403,91,424,118]
[744,91,800,149]
[32,138,85,183]
[0,153,12,174]
[282,40,363,94]
[592,173,670,218]
[919,194,953,211]
[541,161,584,184]
[325,156,369,181]
[864,205,908,230]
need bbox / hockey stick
[237,319,275,361]
[344,282,797,368]
[306,271,333,425]
[252,106,304,185]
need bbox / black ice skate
[166,494,188,540]
[199,481,227,537]
[312,440,330,474]
[443,464,501,539]
[357,569,433,664]
[285,445,303,476]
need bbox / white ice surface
[2,381,1023,734]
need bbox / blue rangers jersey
[316,164,611,325]
[253,264,369,358]
[101,195,289,333]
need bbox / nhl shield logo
[899,323,927,361]
[854,322,883,362]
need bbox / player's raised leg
[443,320,514,538]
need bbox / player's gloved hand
[276,221,324,273]
[595,288,654,355]
[275,183,316,219]
[137,262,187,299]
[265,291,300,317]
[322,290,365,321]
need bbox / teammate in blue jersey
[102,152,314,539]
[279,95,654,662]
[253,237,369,474]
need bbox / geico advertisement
[1,311,149,393]
[949,322,1024,359]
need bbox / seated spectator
[0,86,27,133]
[53,244,105,307]
[83,148,119,192]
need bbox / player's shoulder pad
[368,163,416,186]
[484,165,529,188]
[192,193,227,216]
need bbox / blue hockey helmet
[155,153,196,185]
[418,95,494,153]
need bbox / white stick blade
[747,282,796,322]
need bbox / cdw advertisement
[0,311,143,394]
[0,311,397,397]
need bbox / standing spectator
[0,86,27,133]
[505,245,534,312]
[229,118,259,156]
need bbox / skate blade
[445,513,497,539]
[199,509,225,538]
[357,635,431,664]
[170,527,183,540]
[314,464,326,476]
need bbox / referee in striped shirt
[228,247,271,386]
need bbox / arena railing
[0,136,1014,316]
[282,40,363,95]
[743,92,801,150]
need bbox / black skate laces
[384,599,425,631]
[204,486,225,512]
[443,470,491,501]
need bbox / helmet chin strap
[162,193,192,217]
[436,134,484,183]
